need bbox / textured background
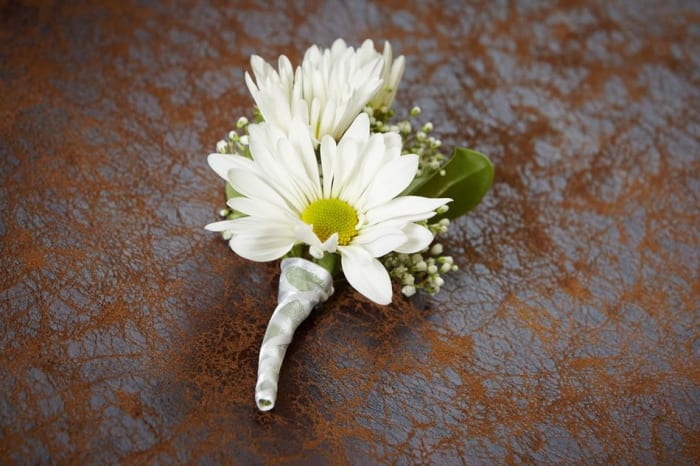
[1,0,699,464]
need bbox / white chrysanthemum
[206,113,450,305]
[245,39,404,144]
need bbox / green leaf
[314,252,339,277]
[410,147,493,220]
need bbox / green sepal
[314,252,339,277]
[409,147,493,220]
[285,244,303,259]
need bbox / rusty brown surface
[1,0,699,464]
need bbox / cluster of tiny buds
[215,116,252,157]
[381,213,457,297]
[429,216,451,235]
[214,117,254,227]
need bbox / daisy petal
[228,168,291,212]
[394,223,434,254]
[245,71,259,96]
[353,226,406,257]
[365,196,451,226]
[339,245,393,305]
[230,233,295,262]
[321,233,339,254]
[207,153,253,181]
[204,220,237,232]
[320,136,336,197]
[228,197,294,220]
[294,222,323,252]
[342,112,370,142]
[382,131,403,160]
[363,154,419,208]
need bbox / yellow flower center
[301,198,359,245]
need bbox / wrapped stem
[255,258,334,411]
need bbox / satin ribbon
[255,258,334,411]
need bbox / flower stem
[314,252,339,277]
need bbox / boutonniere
[206,39,493,411]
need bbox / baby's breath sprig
[380,206,458,297]
[214,116,254,223]
[215,116,253,158]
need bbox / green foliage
[314,252,339,277]
[407,147,493,220]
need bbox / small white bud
[441,256,454,265]
[236,116,249,128]
[401,285,416,297]
[430,244,443,255]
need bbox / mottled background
[1,0,699,464]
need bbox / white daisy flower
[245,39,404,144]
[206,113,450,305]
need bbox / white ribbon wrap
[255,257,334,411]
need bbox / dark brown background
[1,0,699,464]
